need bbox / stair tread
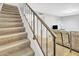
[0,27,24,30]
[0,13,21,18]
[2,8,19,12]
[0,17,21,20]
[0,22,22,23]
[0,22,23,28]
[0,13,20,16]
[0,39,29,51]
[0,32,26,38]
[3,4,18,9]
[0,39,32,56]
[0,32,27,45]
[1,8,19,13]
[1,11,20,15]
[2,4,18,11]
[2,7,18,12]
[1,10,19,13]
[0,18,22,22]
[2,8,19,13]
[0,27,25,35]
[0,18,21,21]
[0,27,24,31]
[0,22,23,25]
[10,47,34,56]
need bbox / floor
[38,36,79,56]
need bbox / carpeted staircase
[0,4,34,56]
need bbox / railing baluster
[31,11,33,28]
[60,32,64,45]
[70,32,72,52]
[31,12,32,26]
[46,29,48,56]
[37,18,38,42]
[28,7,30,23]
[33,13,35,32]
[53,35,56,56]
[29,9,31,25]
[33,13,35,40]
[41,23,43,49]
[32,12,33,30]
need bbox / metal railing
[69,31,79,53]
[23,3,57,56]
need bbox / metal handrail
[24,3,57,56]
[26,3,57,38]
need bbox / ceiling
[29,3,79,17]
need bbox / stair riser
[0,33,27,45]
[3,4,17,8]
[3,5,18,9]
[2,6,18,11]
[2,8,19,12]
[0,14,21,18]
[2,8,18,12]
[0,40,30,56]
[2,9,19,13]
[0,23,23,28]
[1,11,20,15]
[0,18,22,22]
[0,27,25,35]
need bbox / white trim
[0,3,3,11]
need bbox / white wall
[28,3,62,29]
[39,14,62,29]
[61,14,79,31]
